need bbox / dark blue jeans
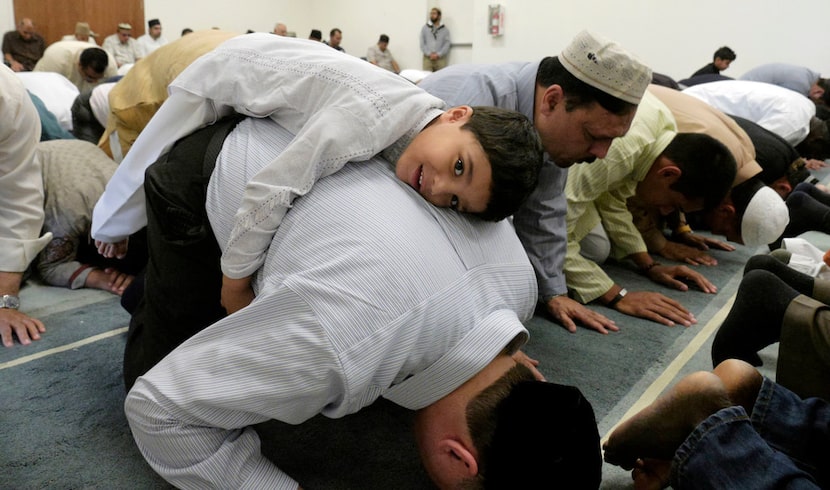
[672,377,828,489]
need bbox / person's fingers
[685,270,717,294]
[558,312,578,333]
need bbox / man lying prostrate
[92,33,542,314]
[563,90,737,328]
[683,80,823,150]
[627,84,789,264]
[125,136,601,489]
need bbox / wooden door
[13,0,144,46]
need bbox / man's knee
[579,224,611,264]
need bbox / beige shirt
[0,65,51,271]
[565,91,677,303]
[33,40,117,92]
[633,85,762,252]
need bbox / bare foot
[603,372,732,469]
[632,458,672,490]
[713,359,763,414]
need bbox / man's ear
[442,105,474,124]
[716,202,736,217]
[539,84,565,115]
[657,165,682,179]
[436,439,479,479]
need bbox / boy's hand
[221,275,255,314]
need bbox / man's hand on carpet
[1,308,45,347]
[657,242,718,266]
[547,295,619,334]
[512,350,545,381]
[675,232,735,253]
[85,268,135,296]
[646,264,717,294]
[614,291,696,327]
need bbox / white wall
[2,0,827,78]
[466,0,829,80]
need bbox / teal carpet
[1,240,755,489]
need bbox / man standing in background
[366,34,399,74]
[420,7,450,71]
[136,19,168,58]
[2,18,45,72]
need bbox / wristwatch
[0,294,20,309]
[607,288,627,309]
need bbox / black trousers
[122,115,243,390]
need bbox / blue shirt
[419,61,570,299]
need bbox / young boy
[92,34,542,312]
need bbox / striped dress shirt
[126,117,537,489]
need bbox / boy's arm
[91,91,219,244]
[221,275,255,314]
[221,107,375,280]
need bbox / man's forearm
[0,271,23,296]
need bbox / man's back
[127,135,537,487]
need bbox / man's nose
[590,140,613,159]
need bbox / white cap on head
[740,186,790,246]
[559,30,652,105]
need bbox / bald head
[17,18,35,40]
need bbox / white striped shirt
[126,118,537,489]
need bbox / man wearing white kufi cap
[420,29,652,335]
[633,84,790,259]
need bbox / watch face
[0,295,20,309]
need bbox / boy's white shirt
[92,33,445,278]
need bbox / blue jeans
[672,377,828,489]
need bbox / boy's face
[396,106,492,214]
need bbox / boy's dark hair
[378,34,389,43]
[464,363,602,489]
[79,47,109,75]
[309,29,322,40]
[713,46,736,61]
[664,132,737,210]
[536,56,637,116]
[462,106,543,221]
